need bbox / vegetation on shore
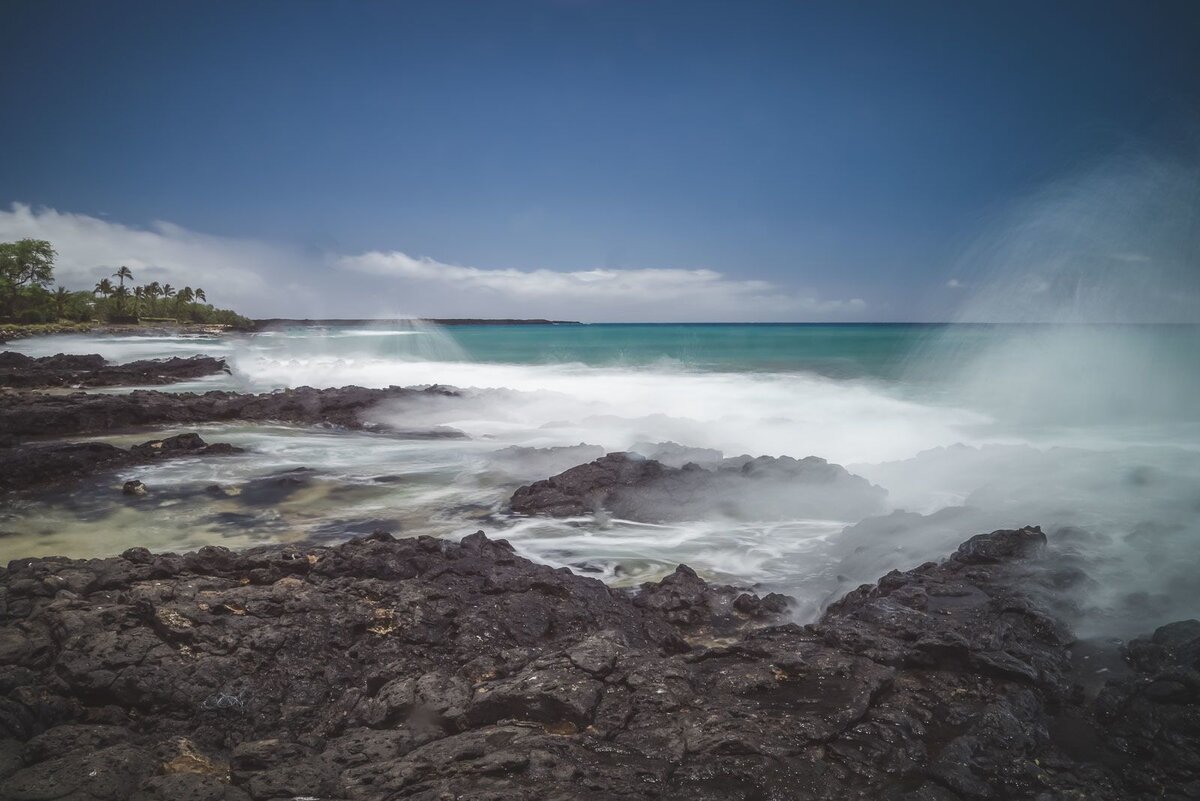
[0,238,251,328]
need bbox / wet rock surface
[0,384,460,443]
[1,526,1196,799]
[0,351,228,389]
[0,432,245,493]
[510,451,888,522]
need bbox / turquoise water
[447,323,949,377]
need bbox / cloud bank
[0,203,866,321]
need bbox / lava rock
[0,432,244,493]
[0,527,1196,799]
[0,384,460,443]
[510,451,887,522]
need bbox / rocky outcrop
[510,451,887,521]
[0,352,228,389]
[0,432,244,493]
[1,526,1196,799]
[0,385,460,443]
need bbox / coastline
[0,321,240,343]
[250,317,583,329]
[0,334,1198,799]
[0,319,583,343]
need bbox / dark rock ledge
[0,352,228,390]
[0,432,244,493]
[0,526,1197,799]
[0,385,461,443]
[510,451,887,522]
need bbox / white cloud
[946,278,965,289]
[0,203,867,321]
[338,250,865,320]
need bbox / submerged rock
[0,351,228,389]
[0,526,1196,799]
[510,451,887,521]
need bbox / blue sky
[1,0,1198,320]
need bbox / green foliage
[0,239,57,319]
[0,240,251,328]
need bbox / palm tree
[93,278,114,298]
[194,287,206,304]
[173,287,194,320]
[111,284,131,315]
[113,265,133,290]
[138,282,159,315]
[161,283,176,299]
[133,286,145,316]
[53,286,70,319]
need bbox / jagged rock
[0,526,1197,798]
[0,351,228,389]
[510,451,887,522]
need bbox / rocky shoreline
[1,345,1198,798]
[0,527,1197,800]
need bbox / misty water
[5,319,1200,639]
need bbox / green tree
[194,287,206,303]
[53,286,70,319]
[174,286,194,319]
[111,284,131,315]
[94,278,114,297]
[0,239,56,319]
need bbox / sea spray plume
[931,151,1200,427]
[842,152,1200,636]
[952,151,1200,325]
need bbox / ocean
[5,322,1200,637]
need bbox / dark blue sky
[1,0,1197,320]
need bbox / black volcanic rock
[510,451,887,521]
[0,351,228,389]
[0,432,244,493]
[0,384,459,443]
[1,526,1196,799]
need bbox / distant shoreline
[250,317,583,328]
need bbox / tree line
[0,238,251,327]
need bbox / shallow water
[5,322,1200,637]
